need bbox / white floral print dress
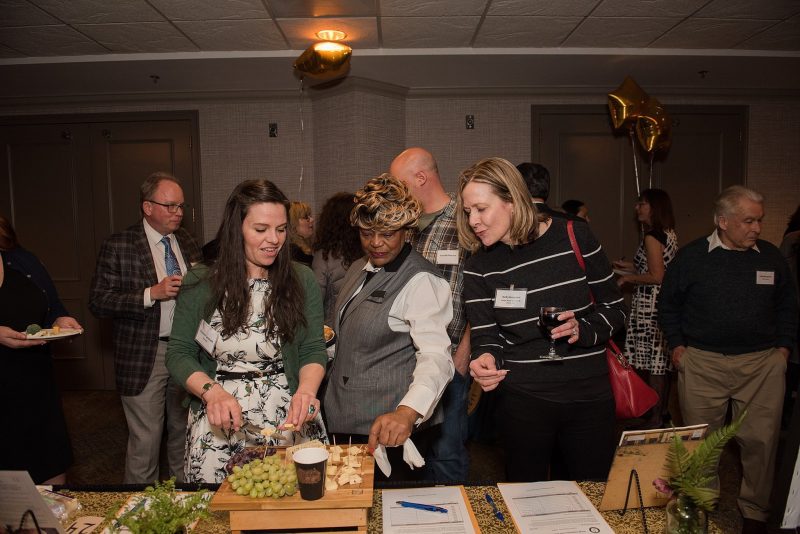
[185,278,328,483]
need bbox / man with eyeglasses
[89,171,201,484]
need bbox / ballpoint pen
[485,493,505,521]
[396,501,448,514]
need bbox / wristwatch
[200,381,219,403]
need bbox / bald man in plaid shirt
[391,148,470,482]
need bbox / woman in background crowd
[324,174,454,481]
[561,199,590,222]
[289,201,314,267]
[0,215,81,483]
[458,157,626,482]
[312,192,363,326]
[167,180,327,483]
[614,188,678,429]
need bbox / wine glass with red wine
[539,306,566,360]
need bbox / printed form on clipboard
[381,485,479,534]
[497,480,614,534]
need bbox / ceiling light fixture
[316,30,346,41]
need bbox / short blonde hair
[456,157,538,253]
[289,201,313,253]
[351,174,421,231]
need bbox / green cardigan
[165,262,327,413]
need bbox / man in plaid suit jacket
[90,172,201,484]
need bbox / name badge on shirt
[756,271,775,285]
[436,249,460,265]
[195,320,219,354]
[495,286,527,309]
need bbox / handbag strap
[566,220,625,358]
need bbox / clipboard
[381,485,480,534]
[599,424,709,511]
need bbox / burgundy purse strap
[566,220,625,357]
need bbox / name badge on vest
[495,286,527,309]
[756,271,775,285]
[436,249,459,265]
[195,320,219,354]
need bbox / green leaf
[665,411,745,512]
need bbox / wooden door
[0,113,201,389]
[88,118,201,389]
[533,105,746,261]
[0,123,102,385]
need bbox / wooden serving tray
[211,445,374,533]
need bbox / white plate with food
[26,328,83,340]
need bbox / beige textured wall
[747,103,800,244]
[3,91,797,246]
[312,88,405,202]
[405,94,799,246]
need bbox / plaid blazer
[89,221,201,395]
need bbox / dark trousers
[330,425,440,483]
[497,391,615,482]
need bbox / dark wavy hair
[209,180,306,342]
[640,188,675,232]
[785,205,800,236]
[312,192,362,268]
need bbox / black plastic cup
[292,448,329,501]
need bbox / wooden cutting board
[211,445,374,511]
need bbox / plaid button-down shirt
[407,193,468,349]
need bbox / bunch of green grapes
[227,456,298,499]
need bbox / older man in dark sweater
[659,185,798,534]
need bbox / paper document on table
[0,471,66,533]
[381,485,478,534]
[497,480,614,534]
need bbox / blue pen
[396,501,448,514]
[485,493,505,521]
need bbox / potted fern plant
[655,412,744,534]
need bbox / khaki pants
[677,346,786,521]
[120,341,188,484]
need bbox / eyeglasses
[147,200,187,213]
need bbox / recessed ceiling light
[316,30,346,41]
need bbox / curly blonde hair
[456,157,539,253]
[351,173,421,231]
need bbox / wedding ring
[308,404,316,415]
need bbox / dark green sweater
[165,262,327,413]
[658,235,798,355]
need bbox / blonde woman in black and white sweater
[457,157,627,483]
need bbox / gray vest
[324,249,446,435]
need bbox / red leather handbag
[566,221,659,419]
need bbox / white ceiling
[1,0,799,100]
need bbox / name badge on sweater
[495,287,527,309]
[756,271,775,285]
[436,249,459,265]
[195,320,219,354]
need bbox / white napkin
[373,438,425,478]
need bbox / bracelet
[200,381,220,403]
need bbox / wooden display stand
[600,424,708,511]
[211,445,374,533]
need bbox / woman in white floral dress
[167,180,328,483]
